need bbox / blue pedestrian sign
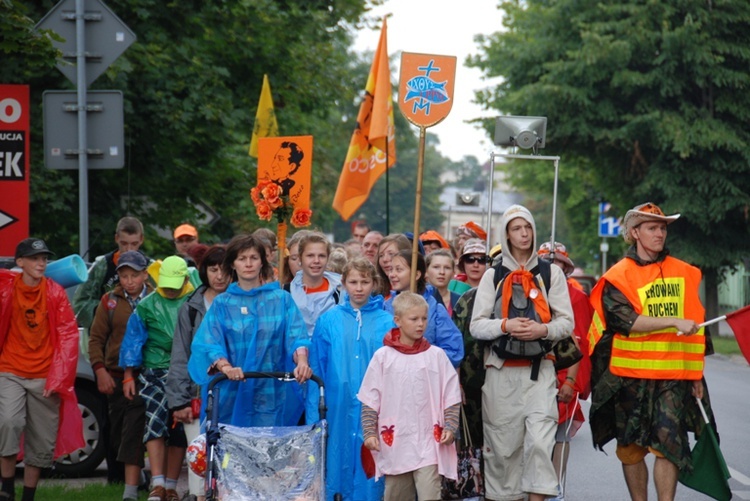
[598,202,621,237]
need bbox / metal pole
[76,0,89,256]
[549,157,560,259]
[446,205,452,242]
[491,153,562,259]
[486,152,496,249]
[410,126,426,292]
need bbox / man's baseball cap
[15,238,55,259]
[174,224,198,240]
[116,251,148,272]
[158,256,188,289]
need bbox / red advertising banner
[0,84,30,256]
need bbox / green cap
[158,256,188,289]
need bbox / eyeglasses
[463,255,491,265]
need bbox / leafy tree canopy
[469,0,750,277]
[1,0,451,258]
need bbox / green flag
[678,399,732,501]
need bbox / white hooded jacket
[469,204,574,370]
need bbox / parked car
[0,257,106,477]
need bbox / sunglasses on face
[463,255,491,265]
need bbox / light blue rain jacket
[289,270,342,337]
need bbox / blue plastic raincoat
[306,294,393,501]
[188,282,309,427]
[384,285,465,367]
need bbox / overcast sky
[352,0,504,163]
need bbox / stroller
[203,371,329,501]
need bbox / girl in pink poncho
[358,292,462,501]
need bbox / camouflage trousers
[589,338,715,472]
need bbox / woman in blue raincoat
[306,257,393,501]
[188,234,311,427]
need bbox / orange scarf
[501,268,551,323]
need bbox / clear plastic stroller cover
[214,421,326,500]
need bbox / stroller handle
[207,371,324,392]
[206,371,327,420]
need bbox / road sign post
[36,0,135,257]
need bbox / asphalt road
[565,354,750,500]
[39,353,749,500]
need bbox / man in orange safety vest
[588,202,713,501]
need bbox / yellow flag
[332,18,396,221]
[249,74,279,158]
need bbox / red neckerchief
[383,328,431,355]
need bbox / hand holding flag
[688,305,750,365]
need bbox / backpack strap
[535,258,552,296]
[189,305,198,330]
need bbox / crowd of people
[0,202,714,501]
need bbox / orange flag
[332,18,396,221]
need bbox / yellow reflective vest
[588,255,704,380]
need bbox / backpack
[490,259,583,380]
[489,257,553,380]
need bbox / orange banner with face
[258,135,313,211]
[398,52,457,128]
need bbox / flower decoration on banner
[251,179,312,227]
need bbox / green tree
[2,0,377,257]
[469,0,750,319]
[443,155,485,190]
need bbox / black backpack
[489,257,553,380]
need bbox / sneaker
[165,489,180,501]
[148,485,167,501]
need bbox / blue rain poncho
[188,281,309,427]
[384,285,465,367]
[306,294,393,501]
